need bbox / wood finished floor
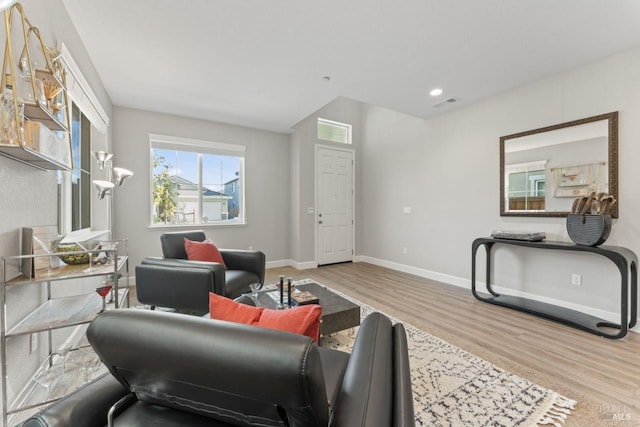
[264,262,640,426]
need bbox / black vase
[566,214,612,246]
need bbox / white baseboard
[356,256,469,288]
[356,256,640,334]
[267,259,318,270]
[290,260,318,270]
[265,259,291,269]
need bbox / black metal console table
[471,238,637,339]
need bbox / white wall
[358,46,640,325]
[111,107,291,269]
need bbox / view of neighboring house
[171,176,231,223]
[224,174,240,219]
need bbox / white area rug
[291,279,577,427]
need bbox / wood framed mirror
[500,112,618,218]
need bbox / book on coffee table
[291,290,319,306]
[264,289,319,306]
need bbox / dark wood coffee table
[255,282,360,338]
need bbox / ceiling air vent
[433,97,461,109]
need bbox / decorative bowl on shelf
[55,244,90,264]
[54,241,100,265]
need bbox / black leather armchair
[135,231,265,314]
[24,309,414,427]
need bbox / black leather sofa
[24,309,414,427]
[135,231,265,314]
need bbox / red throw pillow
[258,305,322,343]
[184,238,227,268]
[209,293,322,342]
[209,292,264,325]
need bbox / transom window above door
[317,118,352,144]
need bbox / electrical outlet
[402,247,408,254]
[402,206,411,214]
[30,333,38,353]
[248,245,254,251]
[571,274,582,286]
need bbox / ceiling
[61,0,640,134]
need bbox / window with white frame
[70,103,92,230]
[149,134,245,226]
[57,43,111,235]
[506,160,547,199]
[317,118,352,144]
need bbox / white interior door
[316,146,354,266]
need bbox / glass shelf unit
[7,346,108,426]
[1,248,129,427]
[24,102,69,132]
[0,3,73,171]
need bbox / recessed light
[430,88,443,97]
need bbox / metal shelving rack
[0,247,129,426]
